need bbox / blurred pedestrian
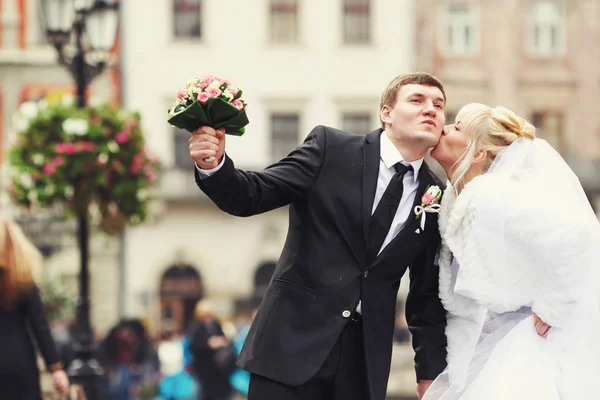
[0,219,69,399]
[188,300,234,400]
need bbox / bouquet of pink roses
[167,75,249,136]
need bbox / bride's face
[430,109,468,172]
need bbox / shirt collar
[380,131,423,182]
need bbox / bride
[424,103,600,399]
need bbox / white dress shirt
[197,131,424,314]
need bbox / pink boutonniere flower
[414,185,442,230]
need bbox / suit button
[363,271,369,278]
[342,310,351,318]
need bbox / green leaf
[167,101,211,132]
[233,89,243,101]
[207,98,240,125]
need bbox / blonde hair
[451,103,536,192]
[0,220,41,308]
[194,299,215,320]
[380,72,446,128]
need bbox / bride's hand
[533,313,552,338]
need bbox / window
[270,0,298,43]
[531,111,564,152]
[271,114,300,162]
[173,0,201,38]
[342,113,372,135]
[343,0,371,44]
[173,128,195,169]
[440,2,480,55]
[526,1,565,56]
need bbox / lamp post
[39,1,119,399]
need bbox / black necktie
[368,163,413,260]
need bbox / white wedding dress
[424,139,600,400]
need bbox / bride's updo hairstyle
[451,103,536,192]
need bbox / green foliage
[39,275,75,323]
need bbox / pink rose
[52,156,64,167]
[197,92,210,104]
[116,132,129,144]
[79,141,95,151]
[56,143,76,154]
[146,170,157,182]
[130,164,141,175]
[43,164,56,175]
[232,100,244,110]
[422,193,434,205]
[206,87,222,98]
[177,89,187,100]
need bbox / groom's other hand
[189,126,226,169]
[417,380,433,399]
[533,313,552,338]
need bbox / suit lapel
[361,129,383,251]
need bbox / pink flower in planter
[146,170,157,182]
[79,141,95,151]
[177,90,187,100]
[43,164,56,175]
[52,156,64,167]
[130,164,141,175]
[116,132,129,144]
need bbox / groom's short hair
[380,72,446,114]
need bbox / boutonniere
[414,185,442,230]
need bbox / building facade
[416,0,600,206]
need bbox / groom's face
[381,84,446,148]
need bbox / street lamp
[39,1,119,399]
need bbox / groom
[190,73,448,400]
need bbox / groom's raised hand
[189,126,226,169]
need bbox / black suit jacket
[196,126,447,400]
[0,284,61,397]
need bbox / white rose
[32,154,45,165]
[20,174,33,189]
[62,118,88,136]
[27,191,38,203]
[97,153,109,164]
[222,91,234,101]
[44,184,55,196]
[19,101,39,120]
[137,189,149,200]
[64,186,74,198]
[12,114,29,132]
[107,141,120,153]
[429,186,442,199]
[209,80,223,89]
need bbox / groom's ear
[472,149,487,165]
[380,106,392,127]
